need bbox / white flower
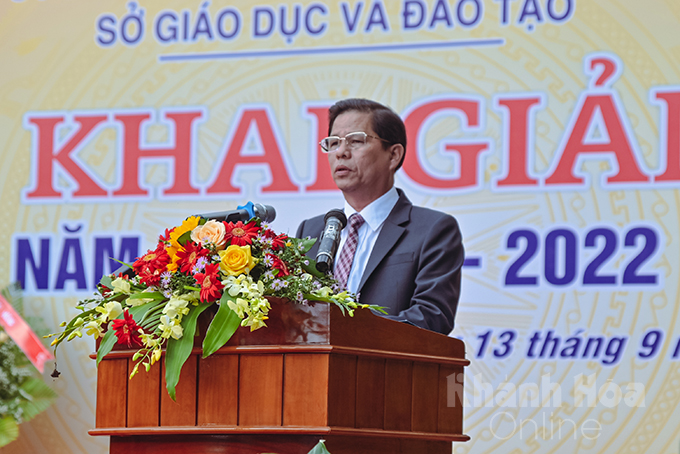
[179,290,200,303]
[84,321,103,338]
[111,277,131,294]
[163,297,189,319]
[227,298,249,318]
[159,315,183,340]
[96,301,122,323]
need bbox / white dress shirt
[333,186,400,294]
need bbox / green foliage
[99,274,114,290]
[96,324,119,365]
[202,293,241,358]
[0,284,57,447]
[177,230,193,246]
[16,378,58,422]
[164,302,211,400]
[0,417,19,448]
[307,440,332,454]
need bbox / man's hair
[328,98,407,170]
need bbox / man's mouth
[335,165,351,176]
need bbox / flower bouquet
[48,214,381,399]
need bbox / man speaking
[296,99,464,335]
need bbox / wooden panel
[226,298,331,346]
[384,359,412,432]
[329,302,466,359]
[110,434,453,454]
[238,354,283,426]
[96,358,128,428]
[225,299,467,361]
[412,362,439,433]
[160,355,198,426]
[355,357,385,429]
[328,354,357,428]
[197,354,239,425]
[127,360,161,427]
[438,365,464,435]
[325,435,452,454]
[283,354,329,426]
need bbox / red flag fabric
[0,294,53,373]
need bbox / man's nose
[335,139,351,158]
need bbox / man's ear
[388,143,405,172]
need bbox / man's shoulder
[296,213,326,238]
[398,200,459,229]
[393,189,457,225]
[409,204,456,220]
[301,213,326,224]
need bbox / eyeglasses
[319,131,390,153]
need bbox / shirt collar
[344,186,399,232]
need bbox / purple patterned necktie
[334,213,365,289]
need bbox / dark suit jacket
[295,189,464,334]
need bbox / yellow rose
[219,245,257,276]
[191,220,227,250]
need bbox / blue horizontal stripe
[463,257,481,268]
[158,38,505,62]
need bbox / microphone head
[324,209,347,228]
[253,203,276,223]
[316,209,347,274]
[316,257,331,274]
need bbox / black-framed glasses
[319,131,390,153]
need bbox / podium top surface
[219,299,467,362]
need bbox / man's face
[328,110,400,210]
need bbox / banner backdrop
[1,0,679,452]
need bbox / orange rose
[191,220,227,250]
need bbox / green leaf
[202,293,240,358]
[307,440,332,454]
[128,300,159,316]
[128,291,165,301]
[301,260,325,278]
[99,274,114,289]
[177,230,193,246]
[164,302,211,401]
[96,328,118,365]
[109,257,133,269]
[296,237,317,254]
[0,416,19,448]
[17,377,58,422]
[140,313,163,329]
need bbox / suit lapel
[358,190,412,292]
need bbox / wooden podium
[89,299,470,453]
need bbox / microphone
[251,203,276,223]
[198,202,276,223]
[315,209,347,274]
